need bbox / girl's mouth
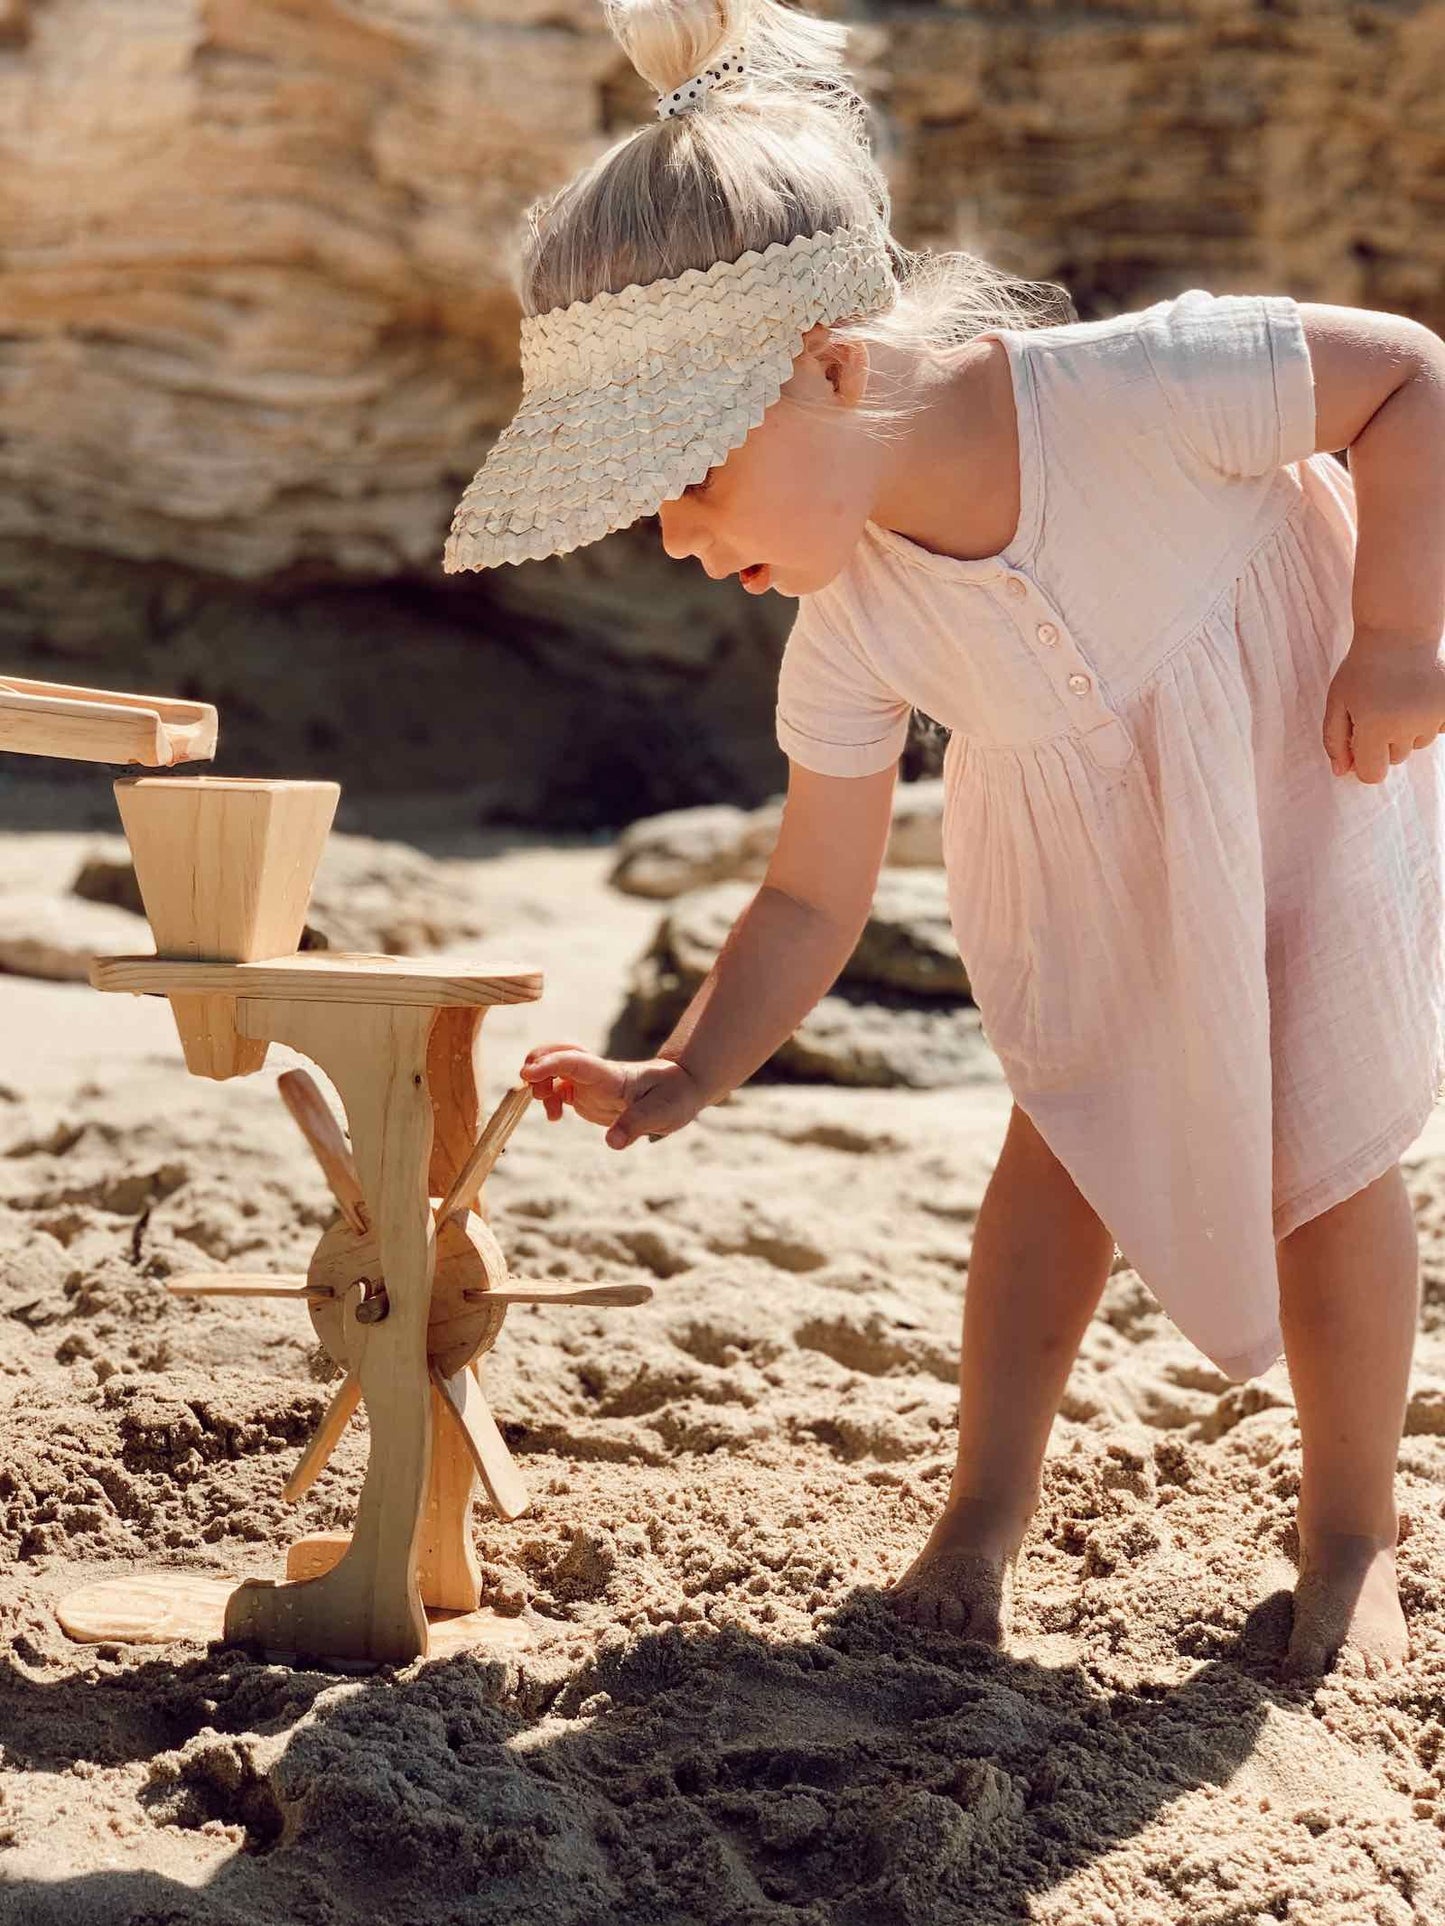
[739,563,771,594]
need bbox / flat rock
[609,878,983,1087]
[69,832,486,956]
[307,836,487,954]
[662,876,967,1001]
[847,869,965,997]
[0,891,152,982]
[886,779,944,867]
[609,782,945,901]
[609,805,764,900]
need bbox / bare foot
[886,1494,1029,1642]
[1284,1532,1409,1679]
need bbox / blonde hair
[520,0,1074,364]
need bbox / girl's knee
[1001,1104,1106,1224]
[1281,1162,1409,1250]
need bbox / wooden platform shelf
[90,953,544,1008]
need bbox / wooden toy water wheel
[55,775,653,1669]
[203,1071,648,1535]
[0,690,653,1671]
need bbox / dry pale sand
[1,833,1444,1924]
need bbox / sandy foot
[885,1495,1029,1641]
[1285,1533,1410,1678]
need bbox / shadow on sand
[0,1578,1327,1926]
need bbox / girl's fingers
[526,1071,565,1120]
[1353,726,1391,784]
[520,1045,588,1083]
[520,1046,616,1090]
[530,1071,579,1122]
[1321,687,1352,777]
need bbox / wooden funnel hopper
[114,776,339,1079]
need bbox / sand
[1,831,1444,1924]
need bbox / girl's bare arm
[521,757,900,1145]
[656,758,900,1102]
[1302,304,1445,780]
[1304,304,1445,651]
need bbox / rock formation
[70,830,489,955]
[2,1,1440,819]
[609,782,946,899]
[608,873,990,1088]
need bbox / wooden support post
[222,997,436,1666]
[416,1006,488,1613]
[80,946,556,1670]
[426,1007,485,1206]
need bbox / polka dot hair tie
[655,46,747,119]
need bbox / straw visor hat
[443,223,896,572]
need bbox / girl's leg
[1276,1162,1417,1675]
[889,1102,1116,1636]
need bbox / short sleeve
[1136,288,1317,478]
[774,597,912,777]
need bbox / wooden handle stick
[435,1081,534,1225]
[283,1371,363,1502]
[166,1273,333,1301]
[470,1281,654,1309]
[277,1069,370,1234]
[431,1364,529,1521]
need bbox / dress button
[1004,576,1028,601]
[1067,672,1092,696]
[1035,622,1059,647]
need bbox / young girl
[446,0,1445,1675]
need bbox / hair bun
[603,0,847,102]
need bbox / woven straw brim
[442,224,897,572]
[443,335,797,571]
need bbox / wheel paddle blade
[432,1363,529,1521]
[283,1371,362,1502]
[277,1068,369,1234]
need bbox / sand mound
[1,837,1443,1923]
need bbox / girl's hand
[519,1044,706,1150]
[1322,633,1445,782]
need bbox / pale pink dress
[774,288,1445,1381]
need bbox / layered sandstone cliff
[1,1,1441,818]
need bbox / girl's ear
[798,324,869,405]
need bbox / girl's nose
[657,498,700,562]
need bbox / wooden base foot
[57,1572,238,1645]
[56,1569,536,1666]
[223,1563,427,1668]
